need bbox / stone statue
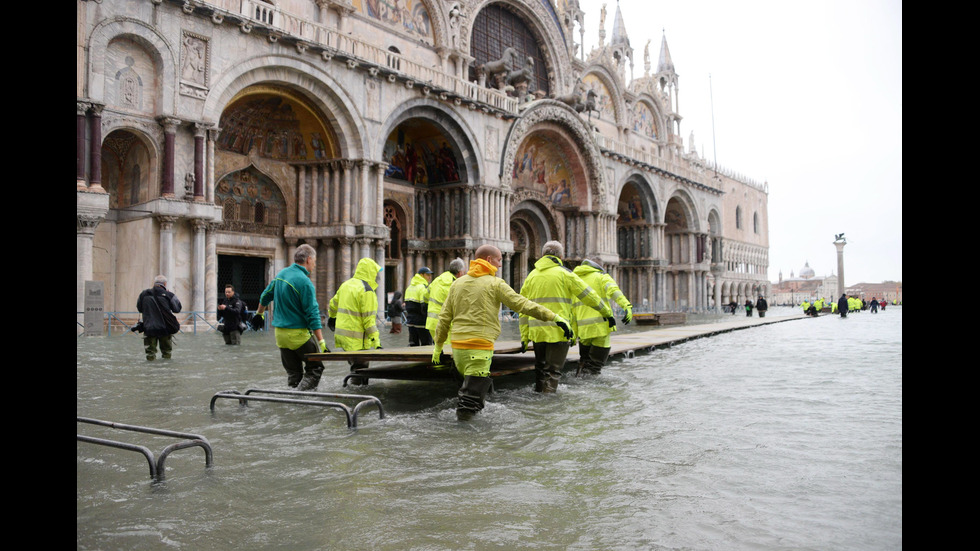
[479,47,517,89]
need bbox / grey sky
[574,0,902,284]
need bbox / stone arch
[501,100,604,211]
[582,66,626,127]
[100,127,159,207]
[378,99,482,186]
[615,174,657,261]
[509,198,556,287]
[630,94,666,141]
[214,164,287,234]
[466,0,572,95]
[203,55,365,159]
[87,18,177,114]
[383,199,408,261]
[707,208,723,263]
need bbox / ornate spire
[610,1,630,47]
[657,31,674,74]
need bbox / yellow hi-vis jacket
[571,264,632,340]
[519,255,611,343]
[425,270,457,333]
[433,259,557,351]
[327,258,381,351]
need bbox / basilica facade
[76,0,769,323]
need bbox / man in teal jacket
[255,244,328,391]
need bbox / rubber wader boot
[457,375,493,421]
[583,346,610,375]
[347,360,369,385]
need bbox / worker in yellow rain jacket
[405,267,433,346]
[327,257,383,385]
[519,241,613,393]
[424,258,466,336]
[571,257,632,376]
[432,245,568,420]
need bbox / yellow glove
[431,347,443,365]
[318,339,328,352]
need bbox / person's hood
[354,257,382,290]
[392,291,403,300]
[467,258,498,277]
[573,263,601,277]
[410,273,429,287]
[533,255,564,271]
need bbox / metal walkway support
[76,416,213,481]
[209,388,385,429]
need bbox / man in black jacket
[137,275,183,360]
[218,284,247,345]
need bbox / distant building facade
[77,0,770,323]
[845,282,902,305]
[770,262,838,306]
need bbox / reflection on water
[77,306,902,550]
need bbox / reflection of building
[77,0,769,320]
[769,263,838,306]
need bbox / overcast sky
[573,0,902,284]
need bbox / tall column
[330,162,341,223]
[206,222,219,319]
[324,239,336,296]
[310,164,319,225]
[297,166,307,224]
[77,102,88,190]
[339,237,353,279]
[475,188,484,238]
[207,126,219,204]
[193,124,207,201]
[77,214,103,324]
[192,219,207,313]
[158,117,180,197]
[157,216,178,282]
[463,188,471,237]
[359,160,371,225]
[341,160,353,224]
[834,238,847,296]
[375,162,387,227]
[88,105,105,192]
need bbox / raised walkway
[308,313,807,385]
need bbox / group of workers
[801,295,887,317]
[253,240,633,421]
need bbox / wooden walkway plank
[312,314,807,383]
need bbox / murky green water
[77,306,902,550]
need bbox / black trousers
[279,337,325,387]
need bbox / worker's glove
[606,317,616,328]
[327,317,336,332]
[318,339,329,353]
[554,315,573,340]
[622,306,632,325]
[520,341,528,353]
[431,347,443,366]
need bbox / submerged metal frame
[209,388,385,429]
[76,416,214,481]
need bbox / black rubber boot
[456,375,493,420]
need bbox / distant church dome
[800,261,815,279]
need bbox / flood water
[77,306,902,550]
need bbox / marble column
[330,162,341,223]
[206,222,219,319]
[193,123,207,201]
[77,214,103,324]
[297,166,306,224]
[157,215,178,282]
[77,102,88,190]
[375,162,387,227]
[310,164,319,225]
[375,239,386,316]
[158,117,180,197]
[207,126,219,204]
[359,160,371,225]
[341,160,353,224]
[192,219,207,313]
[87,105,105,192]
[324,239,336,296]
[339,237,353,279]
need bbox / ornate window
[470,4,550,95]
